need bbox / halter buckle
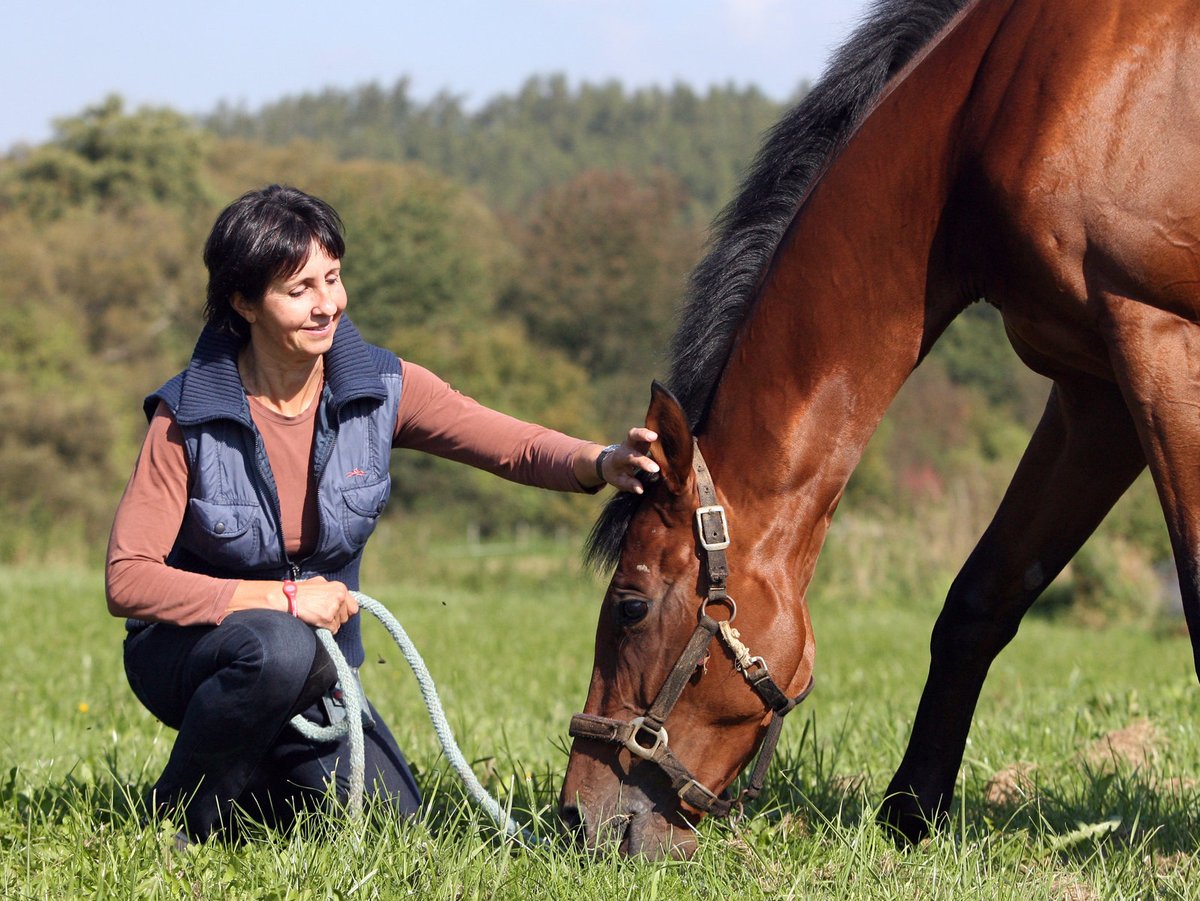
[678,776,720,808]
[624,717,668,760]
[695,505,731,551]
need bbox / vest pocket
[341,478,391,549]
[184,497,264,566]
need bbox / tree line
[205,76,790,221]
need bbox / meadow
[4,519,1200,900]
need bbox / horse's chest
[1000,303,1113,382]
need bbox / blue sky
[6,1,874,151]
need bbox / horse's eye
[615,598,650,627]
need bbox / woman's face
[234,241,347,362]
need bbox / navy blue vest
[143,318,401,666]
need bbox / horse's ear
[645,380,694,496]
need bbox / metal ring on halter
[701,595,737,623]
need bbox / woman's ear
[645,381,694,496]
[230,293,257,325]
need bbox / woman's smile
[302,318,336,338]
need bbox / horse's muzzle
[558,766,699,860]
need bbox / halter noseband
[568,439,814,818]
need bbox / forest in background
[0,78,1172,623]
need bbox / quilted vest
[143,317,401,666]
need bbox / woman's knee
[216,609,322,710]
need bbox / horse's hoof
[877,791,938,846]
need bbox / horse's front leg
[880,374,1145,844]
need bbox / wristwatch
[595,444,620,482]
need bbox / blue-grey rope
[286,628,366,816]
[289,591,542,844]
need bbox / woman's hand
[291,576,358,633]
[590,427,661,494]
[226,577,358,632]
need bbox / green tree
[502,169,701,430]
[390,320,605,535]
[0,212,128,557]
[0,95,214,220]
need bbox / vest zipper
[303,395,339,571]
[250,394,339,581]
[250,428,296,581]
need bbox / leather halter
[568,439,814,818]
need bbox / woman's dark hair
[203,185,346,339]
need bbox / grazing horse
[558,0,1200,858]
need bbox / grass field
[4,534,1200,899]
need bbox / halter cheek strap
[568,439,814,818]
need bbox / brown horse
[558,0,1200,858]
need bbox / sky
[5,1,876,151]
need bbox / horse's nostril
[560,803,584,838]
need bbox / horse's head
[559,383,815,858]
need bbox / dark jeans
[124,608,421,841]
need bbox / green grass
[4,543,1200,899]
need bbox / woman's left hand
[595,428,661,494]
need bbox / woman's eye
[615,598,650,626]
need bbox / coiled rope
[288,591,541,844]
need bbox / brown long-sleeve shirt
[106,360,591,625]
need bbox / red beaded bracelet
[282,580,298,617]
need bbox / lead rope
[717,621,755,672]
[288,591,542,845]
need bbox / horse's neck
[703,0,1010,566]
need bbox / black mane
[587,0,976,570]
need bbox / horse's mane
[587,0,976,570]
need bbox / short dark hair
[203,185,346,339]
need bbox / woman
[106,184,659,844]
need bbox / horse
[557,0,1200,858]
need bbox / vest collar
[174,317,387,427]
